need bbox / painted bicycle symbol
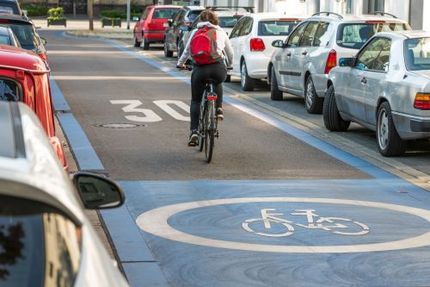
[242,209,370,237]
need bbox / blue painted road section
[54,34,430,286]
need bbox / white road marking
[154,100,190,122]
[136,197,430,253]
[110,100,162,122]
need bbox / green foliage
[47,7,65,20]
[100,8,141,20]
[21,4,48,17]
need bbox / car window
[356,37,391,72]
[337,22,409,49]
[219,16,238,28]
[229,18,245,38]
[7,24,40,50]
[299,21,319,47]
[0,194,81,287]
[141,7,149,20]
[152,8,179,19]
[0,6,13,14]
[173,10,184,25]
[186,10,202,22]
[286,22,308,48]
[313,22,330,47]
[404,37,430,71]
[239,17,253,36]
[0,34,11,45]
[0,78,21,101]
[258,20,299,36]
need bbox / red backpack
[190,26,221,65]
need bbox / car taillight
[414,93,430,110]
[38,52,48,62]
[324,49,337,74]
[250,38,265,52]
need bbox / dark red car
[133,5,180,50]
[0,45,66,168]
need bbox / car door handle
[302,51,308,56]
[361,77,367,84]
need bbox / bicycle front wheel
[204,101,216,163]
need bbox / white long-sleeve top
[177,21,234,67]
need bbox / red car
[0,45,67,169]
[133,5,180,50]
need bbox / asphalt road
[43,30,430,287]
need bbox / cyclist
[176,9,233,146]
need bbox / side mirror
[339,57,355,67]
[272,39,286,48]
[73,172,125,209]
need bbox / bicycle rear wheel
[204,101,216,163]
[198,102,206,152]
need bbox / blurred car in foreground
[0,45,66,168]
[229,13,302,91]
[0,14,48,62]
[323,31,430,156]
[0,101,129,287]
[269,12,410,113]
[133,4,181,50]
[0,0,22,15]
[0,25,20,47]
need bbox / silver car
[0,101,129,286]
[269,12,410,114]
[323,31,430,156]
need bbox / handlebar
[176,64,193,71]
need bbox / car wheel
[323,85,350,131]
[304,76,323,114]
[134,37,141,48]
[164,42,173,57]
[376,102,406,156]
[142,34,150,50]
[240,61,255,91]
[270,67,283,101]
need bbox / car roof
[0,13,30,23]
[387,30,430,39]
[245,12,304,21]
[0,45,48,72]
[150,5,181,9]
[308,13,407,23]
[184,5,205,11]
[0,101,85,223]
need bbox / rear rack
[373,11,397,18]
[312,11,343,19]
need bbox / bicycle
[177,64,219,163]
[242,208,369,237]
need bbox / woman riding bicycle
[176,9,233,146]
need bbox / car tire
[164,42,173,57]
[376,102,406,156]
[304,76,323,114]
[240,61,255,91]
[270,67,283,101]
[142,34,150,50]
[323,85,350,131]
[134,37,141,48]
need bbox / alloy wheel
[377,109,389,150]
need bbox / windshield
[258,20,299,36]
[153,8,179,19]
[5,23,40,50]
[404,37,430,71]
[0,195,81,287]
[219,16,238,28]
[337,22,409,49]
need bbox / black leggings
[190,62,227,131]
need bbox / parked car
[0,101,129,287]
[133,5,181,50]
[323,31,430,156]
[0,45,66,168]
[163,5,205,58]
[0,25,20,46]
[0,14,48,62]
[178,9,244,60]
[0,0,22,15]
[269,12,411,113]
[229,13,302,91]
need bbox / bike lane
[46,32,430,286]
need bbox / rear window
[0,79,21,102]
[0,195,81,287]
[0,6,13,14]
[219,16,238,28]
[258,20,299,36]
[404,37,430,71]
[337,22,409,49]
[6,23,39,50]
[152,8,179,19]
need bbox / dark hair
[199,9,219,25]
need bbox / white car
[0,101,129,287]
[228,13,302,91]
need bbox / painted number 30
[110,100,190,122]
